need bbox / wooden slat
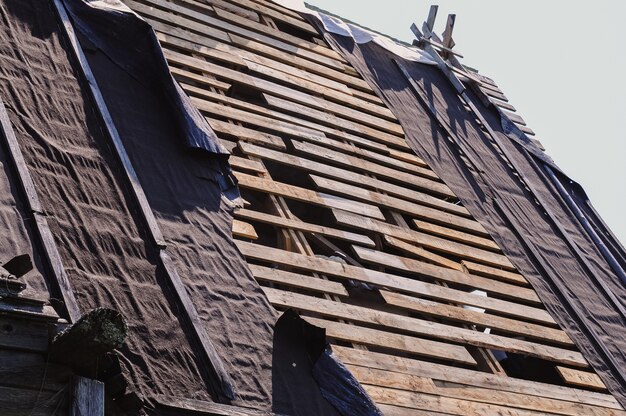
[156,29,353,95]
[350,366,621,416]
[133,0,346,69]
[233,171,385,220]
[295,140,440,183]
[462,260,528,285]
[236,241,554,324]
[226,0,317,35]
[334,347,621,410]
[385,235,465,271]
[304,317,477,366]
[381,290,573,346]
[557,367,607,391]
[385,233,512,271]
[249,265,348,297]
[207,118,286,150]
[412,218,498,250]
[163,49,399,133]
[264,288,586,366]
[240,142,464,208]
[333,210,511,270]
[353,246,540,304]
[312,177,484,235]
[234,208,375,247]
[232,219,258,239]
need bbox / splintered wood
[124,0,624,413]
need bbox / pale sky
[308,1,626,245]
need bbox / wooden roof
[123,0,625,414]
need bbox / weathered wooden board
[353,246,538,304]
[380,290,573,345]
[265,288,586,366]
[249,265,348,297]
[557,367,607,391]
[333,347,621,410]
[304,317,477,366]
[236,240,554,324]
[234,171,385,220]
[234,208,375,246]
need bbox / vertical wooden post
[71,376,104,416]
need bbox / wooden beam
[235,241,554,324]
[332,210,510,268]
[304,316,477,366]
[556,367,607,391]
[234,171,385,220]
[334,346,621,410]
[353,245,539,304]
[234,208,375,247]
[70,376,104,416]
[265,288,586,366]
[240,142,463,210]
[380,290,573,346]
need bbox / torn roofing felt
[0,0,382,413]
[321,31,626,407]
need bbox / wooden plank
[557,367,607,391]
[133,0,346,69]
[207,118,286,150]
[196,0,260,21]
[368,386,544,416]
[163,49,399,134]
[211,7,344,61]
[333,210,511,270]
[229,156,266,173]
[380,290,573,346]
[70,377,104,416]
[0,100,81,322]
[182,82,398,154]
[264,287,587,366]
[156,29,353,96]
[305,316,476,366]
[295,140,440,183]
[311,176,486,236]
[129,0,232,43]
[385,234,465,272]
[351,366,620,416]
[462,260,528,286]
[249,265,348,297]
[240,142,466,213]
[334,346,622,410]
[236,240,554,325]
[412,218,498,250]
[226,0,318,35]
[228,33,370,90]
[54,0,236,400]
[232,219,258,239]
[233,171,385,220]
[0,351,71,392]
[353,245,540,304]
[0,316,49,352]
[170,66,231,92]
[385,232,512,271]
[309,175,461,224]
[234,208,375,247]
